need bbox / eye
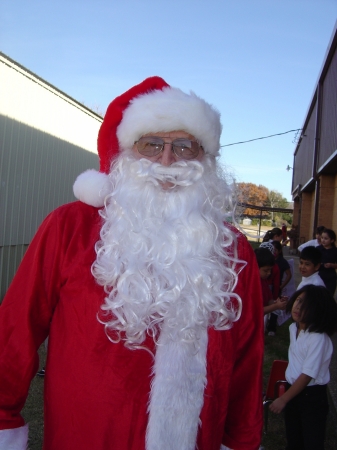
[136,137,164,156]
[147,142,162,150]
[173,139,200,159]
[179,146,194,156]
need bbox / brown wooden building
[292,21,337,244]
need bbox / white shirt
[286,322,332,386]
[298,238,319,252]
[297,272,326,290]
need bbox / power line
[220,128,302,148]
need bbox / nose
[158,142,176,166]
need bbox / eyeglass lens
[135,137,201,160]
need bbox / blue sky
[1,0,336,200]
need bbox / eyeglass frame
[133,136,204,160]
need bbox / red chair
[263,360,288,433]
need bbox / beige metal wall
[0,54,103,300]
[0,53,101,153]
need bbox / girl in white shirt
[269,285,337,450]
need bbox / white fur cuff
[0,424,28,450]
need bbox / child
[263,227,289,246]
[297,246,325,290]
[266,240,293,334]
[269,285,337,450]
[262,227,282,243]
[317,228,337,294]
[254,247,287,316]
[259,242,282,335]
[272,240,292,294]
[298,225,325,252]
[259,241,280,299]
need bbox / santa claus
[0,77,263,449]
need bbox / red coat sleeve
[0,205,79,430]
[0,213,61,429]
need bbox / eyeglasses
[134,136,203,160]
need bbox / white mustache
[133,158,204,186]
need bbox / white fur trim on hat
[117,86,222,156]
[0,424,28,450]
[73,169,111,207]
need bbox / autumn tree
[236,182,269,216]
[235,184,292,223]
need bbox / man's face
[132,131,205,190]
[132,131,205,166]
[299,259,320,278]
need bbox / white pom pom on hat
[73,76,222,207]
[73,169,112,208]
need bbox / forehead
[141,130,197,140]
[300,258,315,265]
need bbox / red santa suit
[0,76,264,449]
[0,201,263,450]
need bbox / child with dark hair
[254,248,287,316]
[262,228,282,243]
[270,285,337,449]
[263,227,290,248]
[265,240,292,335]
[259,242,283,335]
[298,225,325,252]
[298,246,325,290]
[272,241,292,294]
[317,228,337,294]
[259,241,280,299]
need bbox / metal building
[0,52,102,300]
[292,21,337,244]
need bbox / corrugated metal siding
[0,115,99,300]
[292,101,317,190]
[0,245,28,300]
[0,54,104,301]
[319,46,337,169]
[0,115,99,245]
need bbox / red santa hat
[73,76,222,207]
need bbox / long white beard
[92,152,244,348]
